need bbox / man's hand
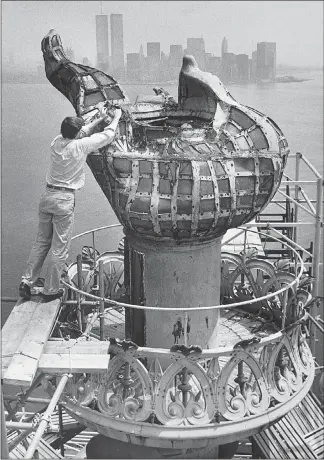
[98,104,109,120]
[113,108,122,120]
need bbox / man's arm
[78,104,111,138]
[78,108,122,155]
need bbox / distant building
[205,55,222,76]
[186,37,206,70]
[110,14,124,79]
[96,15,109,72]
[256,42,276,81]
[251,50,258,81]
[221,52,237,82]
[221,37,228,57]
[126,53,141,81]
[236,54,249,82]
[169,44,183,79]
[147,42,161,81]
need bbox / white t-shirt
[46,128,114,190]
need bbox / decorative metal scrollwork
[216,350,270,420]
[64,373,100,407]
[155,361,215,426]
[97,356,154,421]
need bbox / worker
[19,105,122,302]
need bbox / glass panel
[225,141,235,151]
[259,175,274,191]
[230,108,255,130]
[225,122,241,135]
[230,215,246,227]
[177,200,192,214]
[69,64,85,73]
[104,87,124,100]
[198,219,213,230]
[259,158,273,172]
[200,163,211,176]
[219,197,231,209]
[82,75,98,90]
[237,195,253,207]
[199,199,215,213]
[213,161,226,176]
[131,197,150,213]
[158,199,171,214]
[235,135,250,151]
[234,158,255,172]
[200,180,213,195]
[159,179,171,194]
[56,49,66,60]
[256,195,268,207]
[248,127,269,150]
[137,178,153,192]
[113,158,132,173]
[179,162,192,175]
[51,35,60,47]
[139,161,152,174]
[84,92,105,107]
[58,67,74,83]
[236,177,255,191]
[93,71,116,85]
[218,179,230,192]
[178,179,192,195]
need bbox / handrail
[62,227,305,312]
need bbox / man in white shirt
[19,106,122,302]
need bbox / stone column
[125,233,222,351]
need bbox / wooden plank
[1,299,38,376]
[253,431,282,459]
[276,418,317,459]
[285,409,309,436]
[3,299,61,387]
[302,393,324,426]
[38,353,110,373]
[298,401,322,431]
[268,425,293,458]
[44,340,110,355]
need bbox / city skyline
[2,1,323,71]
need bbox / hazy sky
[2,1,323,69]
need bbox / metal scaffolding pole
[1,388,9,460]
[24,373,70,459]
[294,152,301,244]
[310,178,324,355]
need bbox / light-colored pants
[22,189,75,295]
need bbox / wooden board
[38,354,110,373]
[1,299,39,377]
[2,298,61,387]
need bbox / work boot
[42,289,64,302]
[19,282,31,300]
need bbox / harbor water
[2,69,323,338]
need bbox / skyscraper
[147,42,161,81]
[186,38,206,70]
[221,53,237,82]
[96,15,109,72]
[126,53,141,81]
[110,14,124,78]
[221,37,228,56]
[236,54,249,82]
[169,45,183,79]
[256,42,276,81]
